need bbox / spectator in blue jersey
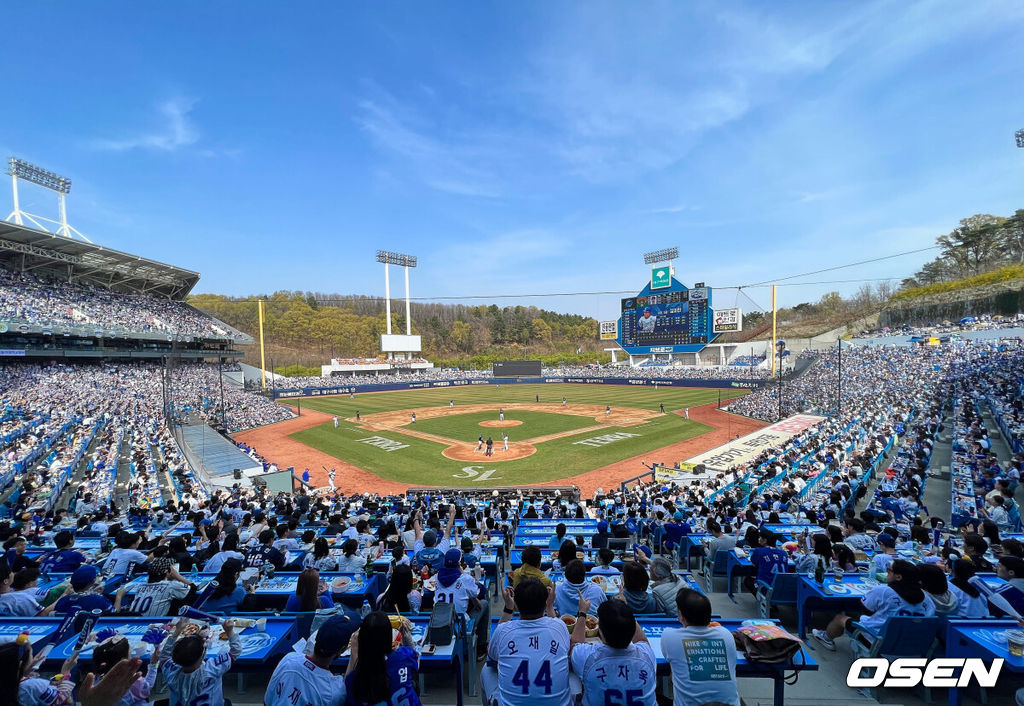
[54,565,129,616]
[244,529,285,571]
[459,536,481,568]
[39,530,89,574]
[412,531,443,574]
[591,520,610,550]
[744,529,789,595]
[344,611,420,706]
[619,561,656,614]
[203,559,253,615]
[548,523,568,550]
[3,537,36,572]
[555,559,606,617]
[285,569,334,612]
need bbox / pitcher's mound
[479,420,523,427]
[443,442,536,461]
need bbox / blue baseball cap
[314,614,358,656]
[444,549,463,568]
[71,565,99,590]
[597,521,608,532]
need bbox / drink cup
[1008,630,1024,657]
[256,618,267,633]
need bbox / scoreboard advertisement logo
[599,320,618,340]
[651,266,671,289]
[712,307,742,333]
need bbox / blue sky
[2,1,1023,320]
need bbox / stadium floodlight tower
[643,246,679,279]
[643,246,679,265]
[375,250,421,361]
[1016,129,1024,149]
[5,157,90,242]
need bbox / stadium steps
[52,430,109,511]
[112,434,134,508]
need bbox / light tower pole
[376,251,418,361]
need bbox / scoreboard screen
[620,288,711,347]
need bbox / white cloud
[355,97,505,198]
[92,98,200,152]
[646,203,700,214]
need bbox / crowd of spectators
[0,361,296,519]
[0,268,245,341]
[271,362,768,391]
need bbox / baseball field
[243,383,752,488]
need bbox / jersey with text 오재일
[488,617,570,706]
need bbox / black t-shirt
[173,551,195,572]
[245,544,285,569]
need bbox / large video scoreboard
[617,277,713,354]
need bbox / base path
[361,403,656,428]
[533,403,768,496]
[232,408,411,495]
[233,401,767,496]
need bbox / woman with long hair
[551,539,577,571]
[949,559,990,618]
[794,534,831,574]
[812,559,935,651]
[377,565,422,613]
[303,538,339,572]
[344,611,420,706]
[285,569,334,612]
[335,539,365,573]
[203,558,250,614]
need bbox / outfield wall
[272,376,765,399]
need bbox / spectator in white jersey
[160,617,242,706]
[483,577,576,706]
[569,598,657,706]
[265,614,351,706]
[128,558,192,617]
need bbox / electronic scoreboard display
[620,287,711,347]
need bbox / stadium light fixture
[375,250,418,343]
[7,158,71,194]
[1016,129,1024,148]
[5,156,89,242]
[643,247,679,265]
[376,250,417,268]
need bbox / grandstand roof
[0,221,200,299]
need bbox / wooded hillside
[189,292,604,368]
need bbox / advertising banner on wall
[712,308,743,333]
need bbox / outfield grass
[288,384,746,486]
[294,383,742,417]
[405,410,597,442]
